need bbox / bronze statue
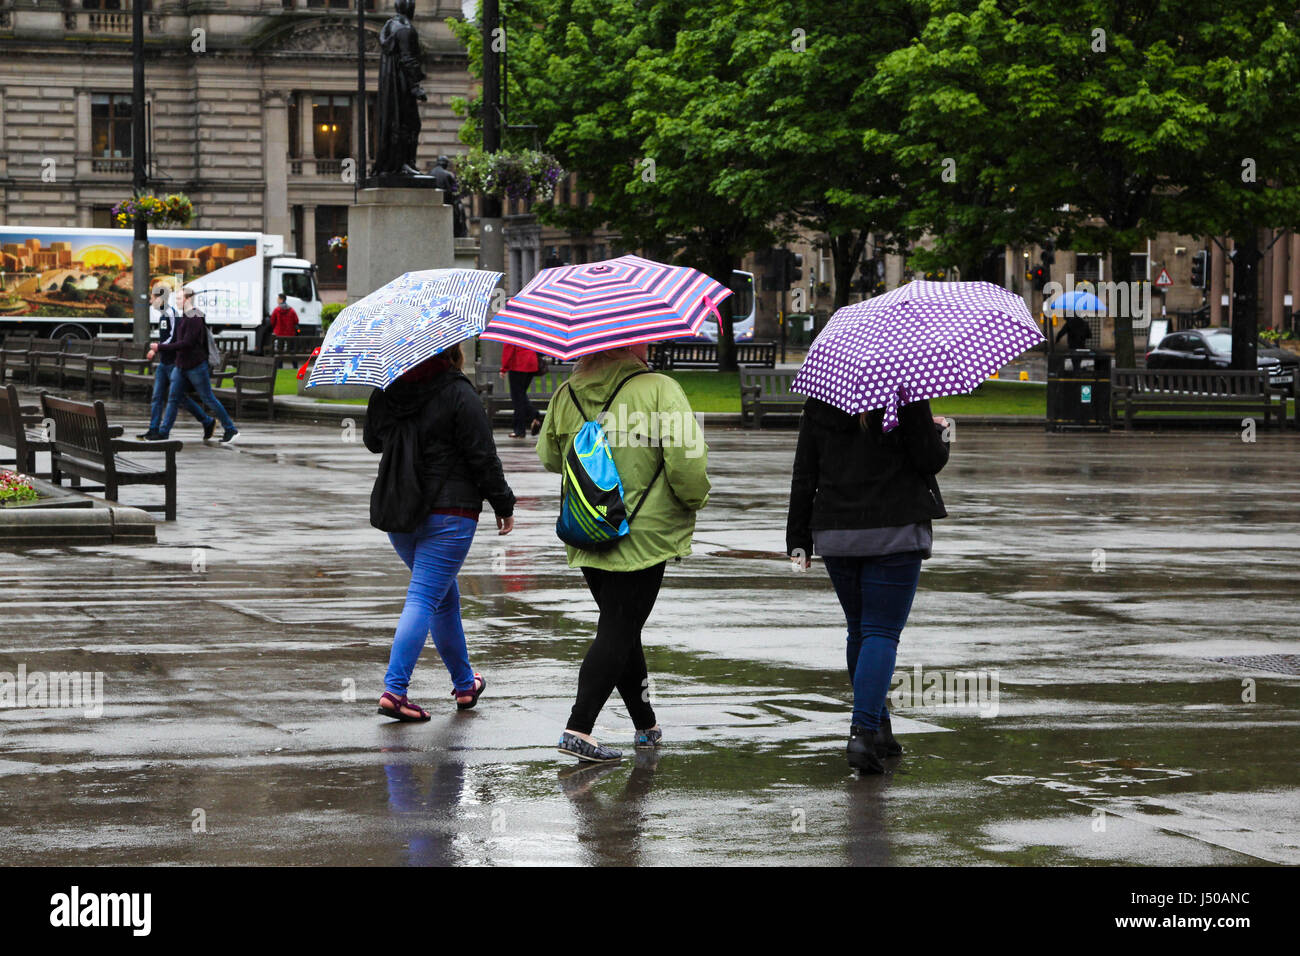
[372,0,427,177]
[428,156,467,237]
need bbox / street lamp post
[131,0,149,344]
[478,0,504,371]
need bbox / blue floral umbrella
[306,268,502,390]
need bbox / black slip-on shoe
[219,427,239,444]
[557,731,622,763]
[202,419,216,442]
[848,724,885,774]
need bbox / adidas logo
[597,505,608,516]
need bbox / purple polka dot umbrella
[792,280,1044,431]
[481,254,733,360]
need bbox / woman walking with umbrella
[306,268,512,721]
[787,280,1043,773]
[485,256,726,762]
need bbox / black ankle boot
[847,724,885,774]
[874,715,903,757]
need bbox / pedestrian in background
[139,285,214,442]
[148,287,239,444]
[500,342,543,438]
[538,343,710,763]
[365,343,516,721]
[270,293,300,339]
[786,396,950,774]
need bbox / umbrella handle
[297,347,321,381]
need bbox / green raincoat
[537,358,710,571]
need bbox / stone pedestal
[346,187,454,304]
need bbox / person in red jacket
[499,343,543,438]
[270,294,300,338]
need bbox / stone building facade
[0,0,474,297]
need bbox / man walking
[148,287,240,444]
[139,286,214,442]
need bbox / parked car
[1145,327,1297,387]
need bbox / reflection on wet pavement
[1,401,1297,864]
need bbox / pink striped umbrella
[481,254,733,360]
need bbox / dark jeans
[148,361,210,433]
[567,562,666,735]
[508,370,539,436]
[822,552,923,731]
[159,361,235,437]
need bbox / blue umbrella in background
[305,268,502,391]
[1045,290,1107,315]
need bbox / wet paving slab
[1,395,1298,865]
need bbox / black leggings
[567,562,666,735]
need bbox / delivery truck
[0,225,321,340]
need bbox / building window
[91,93,132,158]
[91,207,114,228]
[1075,254,1102,284]
[312,95,353,161]
[288,93,301,159]
[291,206,305,259]
[306,0,374,8]
[1128,253,1148,282]
[315,206,349,287]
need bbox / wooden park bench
[475,363,574,424]
[83,337,129,395]
[740,369,804,428]
[0,383,52,476]
[0,332,40,384]
[1110,368,1289,428]
[107,343,154,398]
[39,392,179,520]
[216,334,250,366]
[211,353,278,420]
[27,336,78,386]
[649,340,777,370]
[270,334,324,370]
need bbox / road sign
[1154,268,1173,288]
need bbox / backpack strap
[626,449,665,525]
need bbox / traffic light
[1041,240,1055,266]
[788,253,803,286]
[1030,264,1048,291]
[1190,249,1207,288]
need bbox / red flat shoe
[453,673,486,711]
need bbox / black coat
[364,370,515,521]
[786,397,949,557]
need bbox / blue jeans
[822,552,923,731]
[149,361,211,433]
[385,513,478,696]
[159,361,235,437]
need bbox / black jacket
[364,370,515,519]
[786,397,949,556]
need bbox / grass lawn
[274,365,1295,421]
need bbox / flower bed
[0,471,40,506]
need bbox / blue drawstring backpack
[556,370,664,551]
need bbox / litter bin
[1046,350,1111,431]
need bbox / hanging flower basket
[455,148,565,202]
[327,235,348,251]
[112,193,194,229]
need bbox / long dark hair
[395,343,464,386]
